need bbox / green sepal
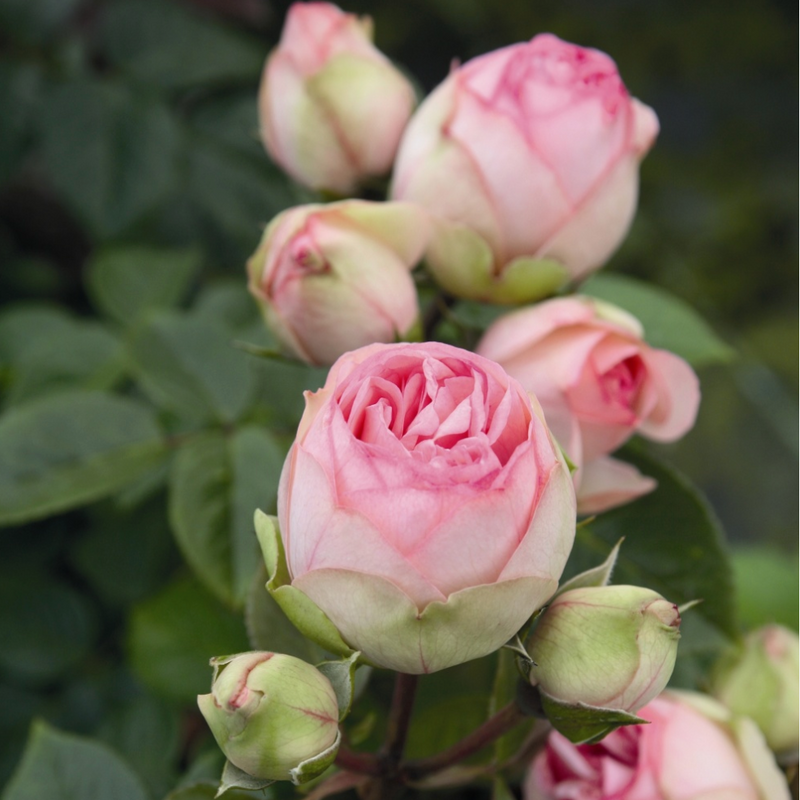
[555,538,623,598]
[254,510,355,659]
[317,651,362,721]
[288,729,341,785]
[539,688,648,744]
[216,761,274,797]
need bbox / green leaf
[732,546,799,631]
[0,304,74,369]
[39,78,179,237]
[0,391,167,527]
[2,720,149,800]
[565,449,738,675]
[71,496,177,608]
[581,273,735,367]
[245,564,326,664]
[490,649,532,765]
[165,784,265,800]
[129,313,255,424]
[0,0,80,45]
[128,575,250,703]
[169,427,284,607]
[539,690,647,745]
[5,321,124,406]
[0,577,97,684]
[492,777,516,800]
[100,0,265,91]
[405,695,490,761]
[86,246,201,326]
[0,62,42,184]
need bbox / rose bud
[259,2,415,194]
[711,624,799,759]
[197,652,340,782]
[247,201,427,366]
[528,585,681,713]
[525,691,791,800]
[277,341,576,674]
[477,296,700,513]
[391,34,659,304]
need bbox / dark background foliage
[0,0,796,796]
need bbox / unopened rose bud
[197,652,340,781]
[247,200,426,365]
[259,2,415,194]
[711,624,799,758]
[528,585,680,712]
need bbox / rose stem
[402,701,525,781]
[334,742,381,776]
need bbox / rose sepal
[552,538,623,598]
[288,729,342,785]
[218,761,274,797]
[254,509,356,660]
[317,651,363,720]
[538,688,648,745]
[426,220,569,304]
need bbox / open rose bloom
[277,342,576,674]
[478,297,700,513]
[525,692,791,800]
[391,34,659,303]
[259,2,415,194]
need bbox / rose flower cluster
[196,4,796,799]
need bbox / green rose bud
[197,652,340,782]
[711,624,799,759]
[528,585,681,712]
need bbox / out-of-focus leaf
[0,0,80,45]
[169,427,284,607]
[100,0,265,91]
[0,62,42,184]
[732,546,799,631]
[127,575,250,703]
[0,305,74,369]
[5,322,124,406]
[2,720,149,800]
[71,497,178,607]
[97,692,180,798]
[245,564,325,663]
[86,246,201,326]
[193,280,268,342]
[565,449,738,684]
[405,695,490,761]
[128,313,255,424]
[39,79,179,237]
[164,783,267,800]
[581,273,735,366]
[188,92,265,161]
[0,391,167,527]
[0,577,97,684]
[490,649,532,765]
[187,140,293,247]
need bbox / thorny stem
[403,701,525,781]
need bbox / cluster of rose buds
[192,3,795,798]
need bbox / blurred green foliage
[0,0,796,795]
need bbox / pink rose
[259,2,415,193]
[477,296,700,513]
[277,342,576,673]
[247,201,426,366]
[525,692,791,800]
[391,34,659,303]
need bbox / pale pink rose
[477,296,700,513]
[247,201,426,366]
[259,2,415,193]
[391,34,659,303]
[525,692,791,800]
[277,342,576,673]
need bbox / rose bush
[259,2,415,194]
[528,585,681,713]
[247,201,426,365]
[477,296,700,513]
[276,341,576,673]
[525,692,791,800]
[391,33,659,303]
